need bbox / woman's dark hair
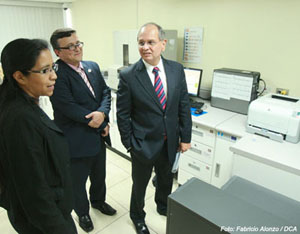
[0,38,49,105]
[0,39,49,194]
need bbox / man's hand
[178,142,191,153]
[101,125,110,137]
[85,111,105,128]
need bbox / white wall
[71,0,300,96]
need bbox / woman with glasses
[0,38,77,234]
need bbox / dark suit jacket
[117,58,192,164]
[0,93,75,234]
[50,60,111,158]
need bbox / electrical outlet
[276,88,289,95]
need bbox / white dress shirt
[142,57,168,99]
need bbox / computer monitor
[184,67,203,97]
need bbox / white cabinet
[191,122,215,147]
[178,106,245,187]
[180,154,212,183]
[211,114,247,188]
[178,124,215,185]
[189,140,214,165]
[210,132,240,188]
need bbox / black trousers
[130,142,173,222]
[70,141,107,217]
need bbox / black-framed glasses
[28,63,58,75]
[58,42,84,51]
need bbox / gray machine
[211,68,260,115]
[167,177,300,234]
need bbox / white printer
[247,93,300,143]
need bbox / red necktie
[153,67,166,110]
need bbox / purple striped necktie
[152,67,166,110]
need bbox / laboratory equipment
[211,68,260,114]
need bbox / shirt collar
[142,57,163,73]
[67,62,84,72]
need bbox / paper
[183,27,203,63]
[211,72,253,101]
[172,152,181,173]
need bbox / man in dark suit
[50,28,116,233]
[117,23,192,234]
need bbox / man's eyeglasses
[28,63,58,75]
[138,41,159,48]
[58,42,84,51]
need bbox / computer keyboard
[190,101,204,109]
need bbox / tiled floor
[0,149,180,234]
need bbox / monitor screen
[184,68,203,97]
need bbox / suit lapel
[58,60,96,100]
[135,60,163,111]
[163,58,176,112]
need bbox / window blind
[0,2,65,52]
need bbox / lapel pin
[88,69,92,73]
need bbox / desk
[230,134,300,202]
[191,102,236,129]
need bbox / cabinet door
[211,134,239,188]
[186,140,214,165]
[192,123,215,147]
[179,154,212,184]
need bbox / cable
[257,78,266,96]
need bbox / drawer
[179,154,212,183]
[185,140,214,165]
[177,169,196,185]
[192,123,215,147]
